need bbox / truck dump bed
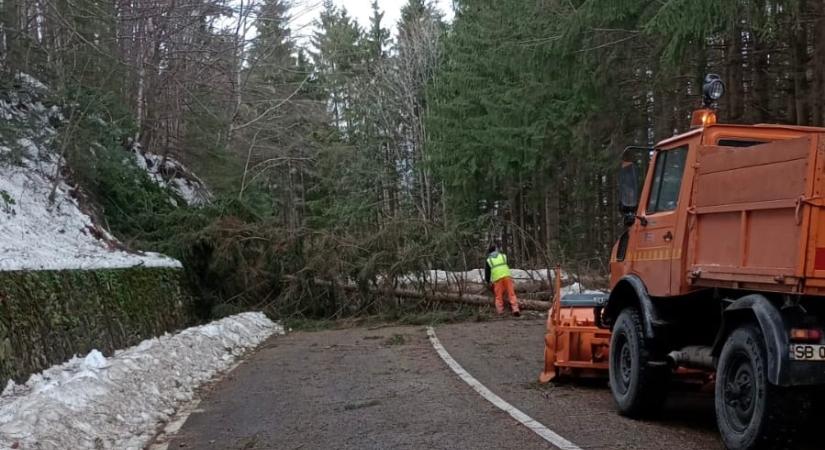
[688,134,825,294]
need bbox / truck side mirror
[617,146,651,220]
[618,161,640,213]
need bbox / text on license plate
[790,344,825,360]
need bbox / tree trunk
[726,25,745,122]
[751,32,771,123]
[299,277,553,311]
[812,5,825,126]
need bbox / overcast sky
[289,0,454,43]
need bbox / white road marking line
[426,326,582,450]
[148,398,202,450]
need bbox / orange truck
[596,74,825,449]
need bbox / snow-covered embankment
[0,82,180,270]
[0,312,282,450]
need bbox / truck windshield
[646,146,688,213]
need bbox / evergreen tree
[235,0,325,232]
[248,0,295,85]
[310,2,363,133]
[428,0,559,255]
[364,0,391,63]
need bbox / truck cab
[601,75,825,450]
[611,124,825,296]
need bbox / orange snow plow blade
[539,267,609,383]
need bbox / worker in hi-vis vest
[484,244,520,316]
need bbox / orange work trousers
[493,276,519,314]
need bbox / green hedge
[0,267,192,385]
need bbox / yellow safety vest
[487,253,511,283]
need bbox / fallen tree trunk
[414,280,550,295]
[292,277,552,312]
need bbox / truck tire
[715,324,808,450]
[608,307,669,417]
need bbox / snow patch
[132,146,211,206]
[0,86,181,270]
[15,73,49,92]
[0,312,282,450]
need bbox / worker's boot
[509,298,521,317]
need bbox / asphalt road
[164,318,737,449]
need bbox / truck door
[631,145,689,296]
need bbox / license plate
[790,344,825,360]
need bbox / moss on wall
[0,267,192,385]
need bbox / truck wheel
[608,308,669,417]
[715,324,808,450]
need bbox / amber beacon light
[690,74,724,128]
